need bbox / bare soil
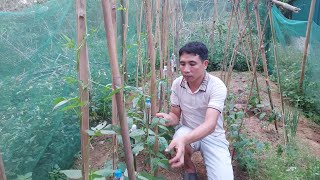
[76,71,320,180]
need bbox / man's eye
[180,63,185,66]
[190,63,196,66]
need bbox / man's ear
[203,60,209,69]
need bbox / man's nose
[183,65,190,73]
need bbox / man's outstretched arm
[166,108,220,168]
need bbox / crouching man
[156,42,234,180]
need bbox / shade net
[269,6,320,118]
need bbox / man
[156,42,233,180]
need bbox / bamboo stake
[101,1,136,179]
[220,0,236,81]
[253,0,278,132]
[155,0,163,79]
[110,0,118,172]
[161,0,169,113]
[135,0,144,89]
[299,0,316,95]
[269,1,287,146]
[144,0,159,168]
[211,0,218,60]
[0,153,6,180]
[120,0,129,84]
[76,0,90,178]
[237,3,272,140]
[244,0,261,102]
[226,0,251,88]
[174,0,182,75]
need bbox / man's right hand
[156,113,178,126]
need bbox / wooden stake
[143,0,159,165]
[101,1,136,179]
[110,0,118,171]
[211,0,218,60]
[0,153,6,180]
[76,0,90,178]
[299,0,316,95]
[253,0,278,132]
[220,0,236,81]
[120,0,129,84]
[134,0,144,89]
[269,1,287,146]
[244,0,261,102]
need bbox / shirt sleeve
[208,78,227,113]
[170,78,180,107]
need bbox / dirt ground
[77,71,320,180]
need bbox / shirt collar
[180,72,209,92]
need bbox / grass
[251,141,320,180]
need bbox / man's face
[179,53,208,83]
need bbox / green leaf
[53,97,66,105]
[129,129,145,137]
[94,168,114,177]
[60,170,82,179]
[151,117,160,128]
[100,130,117,135]
[53,98,72,110]
[132,143,144,155]
[158,159,170,169]
[86,130,95,136]
[256,104,264,108]
[259,112,266,120]
[158,125,169,132]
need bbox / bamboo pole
[211,0,218,60]
[269,1,287,146]
[0,153,6,180]
[101,1,136,179]
[238,3,272,136]
[76,0,90,178]
[299,0,316,95]
[134,0,144,89]
[155,0,163,80]
[244,0,261,102]
[174,0,182,75]
[220,0,236,81]
[253,0,278,132]
[143,0,159,163]
[110,0,118,171]
[161,0,169,113]
[120,0,129,84]
[272,0,301,13]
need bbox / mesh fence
[0,0,139,179]
[269,6,320,117]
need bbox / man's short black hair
[179,41,208,61]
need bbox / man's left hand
[166,136,187,168]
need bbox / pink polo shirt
[170,72,227,136]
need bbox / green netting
[292,0,320,25]
[269,6,320,116]
[0,1,79,179]
[0,0,140,179]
